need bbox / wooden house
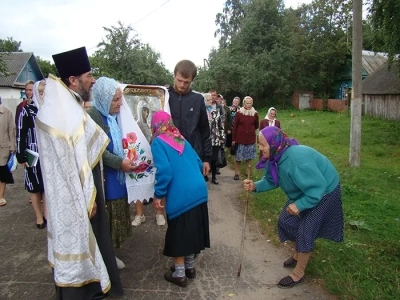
[362,63,400,120]
[293,51,388,112]
[0,52,44,113]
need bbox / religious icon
[121,85,167,143]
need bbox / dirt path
[0,165,338,299]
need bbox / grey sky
[1,0,310,73]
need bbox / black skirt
[210,146,221,162]
[24,161,44,193]
[225,132,232,147]
[0,165,14,184]
[163,202,210,257]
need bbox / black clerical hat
[52,47,91,78]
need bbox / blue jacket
[151,137,208,219]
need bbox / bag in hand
[230,144,238,156]
[7,153,17,172]
[216,147,227,168]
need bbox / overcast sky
[0,0,311,73]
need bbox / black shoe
[211,178,219,185]
[216,168,221,175]
[283,257,297,268]
[170,266,197,279]
[36,222,46,229]
[277,275,305,289]
[204,176,209,182]
[164,271,188,287]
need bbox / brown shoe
[164,271,188,287]
[170,266,197,279]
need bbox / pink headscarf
[151,111,185,154]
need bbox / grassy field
[236,109,400,300]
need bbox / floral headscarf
[255,126,299,185]
[92,77,125,181]
[151,110,185,154]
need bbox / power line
[87,0,172,52]
[134,0,172,25]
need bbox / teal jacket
[254,145,339,212]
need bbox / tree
[204,0,356,108]
[369,0,400,74]
[0,37,23,52]
[215,0,249,48]
[0,37,23,76]
[91,21,172,85]
[36,56,58,77]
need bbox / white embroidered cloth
[118,85,170,203]
[35,75,111,292]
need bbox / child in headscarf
[244,126,344,288]
[151,111,210,288]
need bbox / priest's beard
[77,79,92,102]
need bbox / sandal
[283,257,297,268]
[0,198,6,206]
[233,174,240,180]
[277,275,305,289]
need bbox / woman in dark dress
[16,80,46,228]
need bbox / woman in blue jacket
[243,126,344,288]
[151,111,210,288]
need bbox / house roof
[362,62,400,95]
[362,50,388,75]
[0,52,43,88]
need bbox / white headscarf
[31,80,46,109]
[265,107,277,120]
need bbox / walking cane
[237,166,251,277]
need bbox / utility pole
[349,0,362,167]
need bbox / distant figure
[204,93,225,185]
[209,89,225,123]
[259,107,280,158]
[16,80,46,229]
[232,96,259,180]
[226,97,241,154]
[83,101,92,110]
[260,107,280,130]
[15,80,34,127]
[0,96,16,207]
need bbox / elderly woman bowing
[87,77,135,269]
[243,126,344,288]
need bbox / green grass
[236,109,400,300]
